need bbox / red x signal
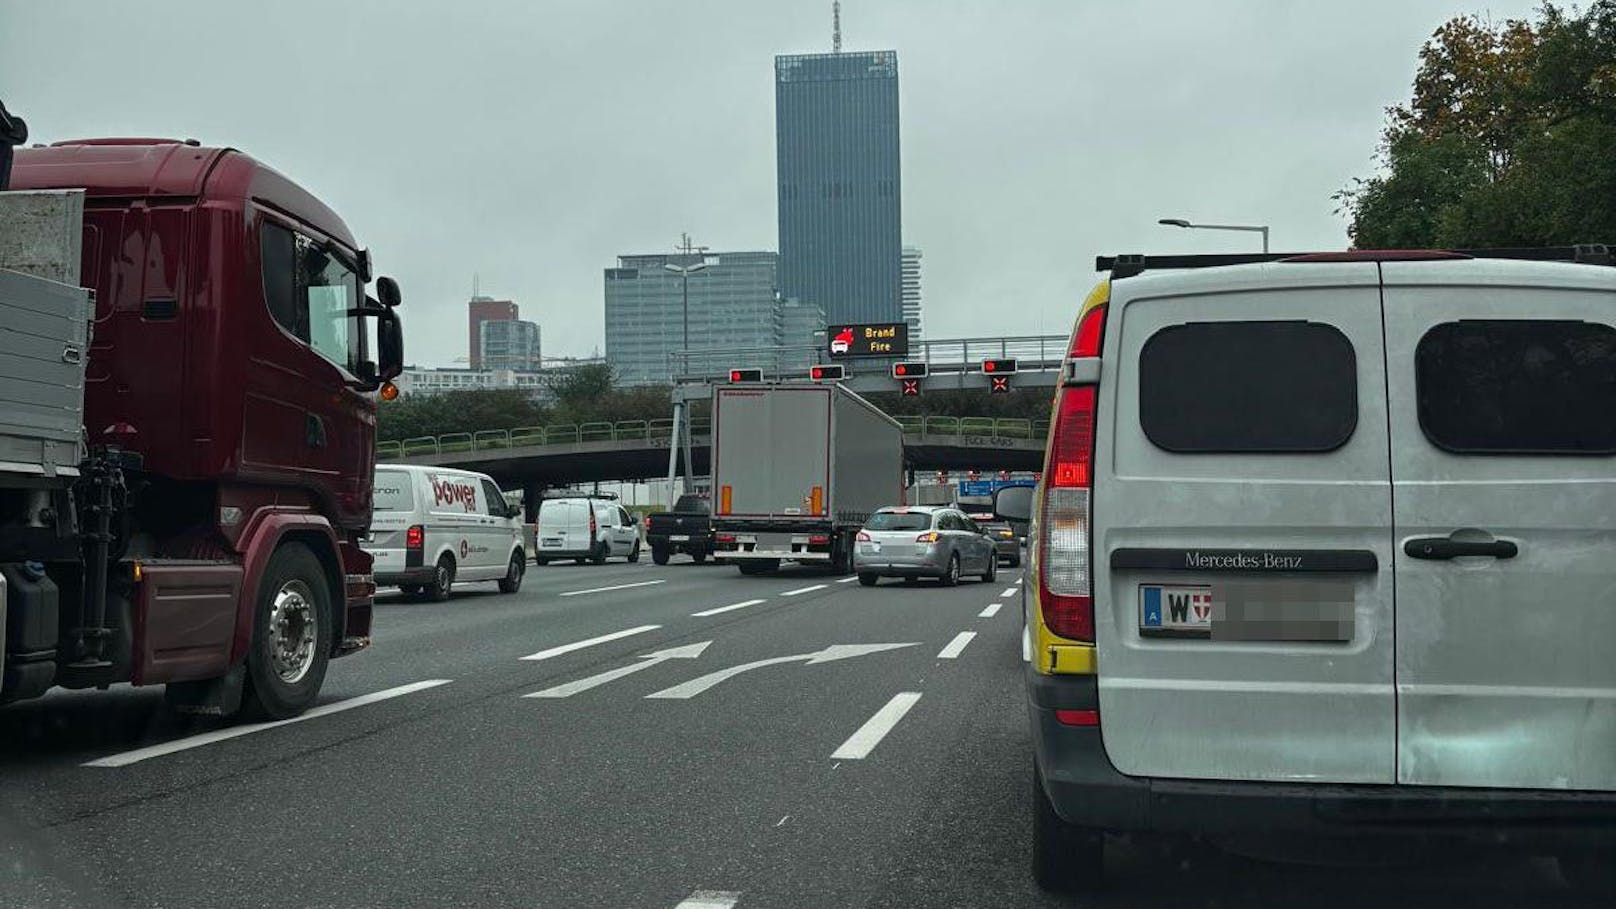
[989,375,1011,394]
[900,378,921,397]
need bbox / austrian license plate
[1139,584,1213,637]
[670,534,690,542]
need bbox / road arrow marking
[645,642,918,700]
[524,641,712,698]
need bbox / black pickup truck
[645,494,713,565]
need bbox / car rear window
[372,471,414,511]
[1415,319,1616,454]
[1139,320,1358,453]
[865,511,931,531]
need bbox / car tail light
[808,534,830,546]
[1041,304,1106,642]
[405,525,424,549]
[916,531,940,543]
[856,531,871,542]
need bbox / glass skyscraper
[775,50,901,327]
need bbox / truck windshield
[865,512,931,531]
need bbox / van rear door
[1382,260,1616,790]
[1094,262,1396,783]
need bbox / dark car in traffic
[645,493,713,565]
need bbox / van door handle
[1404,537,1518,560]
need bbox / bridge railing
[376,415,1048,460]
[668,333,1069,382]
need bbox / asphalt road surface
[0,555,1600,908]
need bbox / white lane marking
[691,598,766,618]
[937,631,976,659]
[979,602,1004,618]
[523,641,711,698]
[775,814,790,827]
[83,680,452,768]
[831,692,923,760]
[1015,578,1023,585]
[1001,587,1018,597]
[520,625,660,661]
[780,584,827,597]
[559,579,666,597]
[674,890,741,909]
[836,576,860,583]
[646,643,918,700]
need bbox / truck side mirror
[377,308,404,380]
[993,485,1033,523]
[376,275,402,308]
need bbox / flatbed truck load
[0,123,403,720]
[709,383,904,575]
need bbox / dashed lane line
[691,598,767,617]
[779,584,826,597]
[1000,587,1018,598]
[558,579,666,597]
[937,631,976,659]
[831,692,923,760]
[674,891,741,909]
[979,603,1004,618]
[520,625,660,661]
[83,680,453,768]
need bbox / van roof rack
[1097,244,1612,278]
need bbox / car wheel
[591,542,608,565]
[427,554,455,602]
[651,547,671,566]
[1559,852,1616,899]
[1032,762,1104,893]
[940,554,960,587]
[241,543,331,720]
[497,551,524,594]
[857,573,879,587]
[1010,554,1023,568]
[983,554,998,582]
[628,541,641,563]
[535,556,549,566]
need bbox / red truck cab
[5,139,401,717]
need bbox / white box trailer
[710,384,904,574]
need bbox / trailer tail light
[916,531,940,543]
[1041,304,1106,643]
[714,533,736,544]
[856,531,871,542]
[808,534,831,546]
[406,525,424,550]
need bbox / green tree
[377,388,550,442]
[1339,2,1616,248]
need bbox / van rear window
[373,471,414,511]
[1139,320,1358,453]
[1416,319,1616,454]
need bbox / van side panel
[1093,264,1397,784]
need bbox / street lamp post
[663,233,709,368]
[1158,218,1270,253]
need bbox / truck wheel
[427,554,455,601]
[690,550,707,565]
[628,541,641,563]
[858,573,879,587]
[497,551,525,594]
[242,543,331,720]
[652,547,670,566]
[1032,762,1105,893]
[591,542,608,565]
[940,554,961,587]
[399,583,423,597]
[830,536,853,574]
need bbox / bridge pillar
[523,482,545,523]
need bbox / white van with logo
[366,464,526,600]
[1005,249,1616,897]
[535,497,641,564]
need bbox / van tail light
[1055,708,1100,727]
[589,510,597,537]
[1041,303,1105,643]
[856,531,871,542]
[916,531,940,543]
[405,525,424,550]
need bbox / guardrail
[376,415,1045,459]
[667,334,1069,383]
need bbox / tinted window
[480,480,507,516]
[260,220,299,336]
[1416,319,1616,454]
[372,471,414,512]
[672,495,710,514]
[1140,320,1357,453]
[259,218,363,375]
[865,511,930,531]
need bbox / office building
[778,298,827,370]
[392,366,545,398]
[604,251,781,386]
[901,246,923,340]
[480,318,542,371]
[467,296,518,369]
[775,50,901,326]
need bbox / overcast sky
[2,0,1538,367]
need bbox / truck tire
[399,583,423,597]
[858,573,879,587]
[497,551,525,594]
[242,543,331,720]
[652,547,670,566]
[427,554,455,601]
[830,535,853,575]
[690,550,707,564]
[1032,762,1105,893]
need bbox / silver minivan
[1008,250,1616,895]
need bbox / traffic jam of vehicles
[2,99,1613,904]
